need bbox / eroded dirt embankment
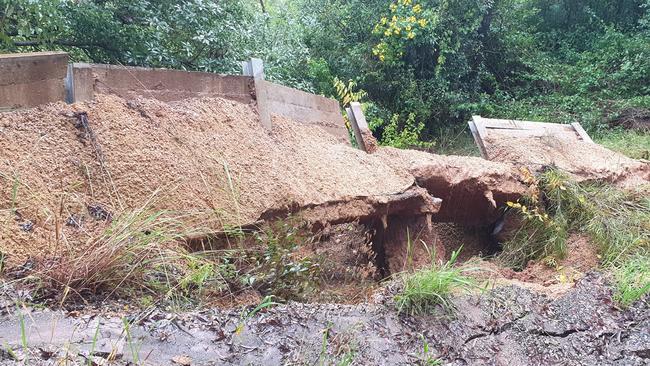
[0,273,647,365]
[484,133,650,188]
[0,94,531,266]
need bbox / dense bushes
[1,0,649,147]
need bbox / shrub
[499,168,650,305]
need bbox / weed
[18,308,28,363]
[499,168,650,304]
[235,295,278,335]
[87,322,101,366]
[419,335,442,366]
[394,247,475,315]
[613,254,650,306]
[2,344,19,362]
[122,318,141,364]
[318,321,357,366]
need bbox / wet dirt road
[0,273,648,365]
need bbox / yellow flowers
[371,0,429,62]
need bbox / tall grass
[499,169,650,305]
[18,202,319,306]
[38,207,184,299]
[394,248,474,315]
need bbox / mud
[0,273,647,365]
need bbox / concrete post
[347,102,377,153]
[64,64,74,103]
[346,107,365,152]
[242,58,272,130]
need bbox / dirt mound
[610,107,650,131]
[0,95,415,264]
[376,148,530,224]
[484,134,650,188]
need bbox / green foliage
[499,169,650,305]
[333,78,367,107]
[394,247,474,315]
[376,113,434,150]
[0,0,312,88]
[250,220,320,300]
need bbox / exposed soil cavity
[365,215,500,276]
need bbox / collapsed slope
[0,95,426,264]
[2,94,647,269]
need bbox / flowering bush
[372,0,431,62]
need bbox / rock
[172,354,192,365]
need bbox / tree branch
[12,39,119,52]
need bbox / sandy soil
[0,95,414,264]
[484,133,650,188]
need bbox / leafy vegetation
[500,169,650,305]
[394,247,474,315]
[2,0,648,149]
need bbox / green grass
[499,169,650,305]
[431,128,480,157]
[613,254,650,306]
[394,248,474,315]
[596,129,650,160]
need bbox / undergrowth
[12,207,319,307]
[500,168,650,305]
[596,129,650,160]
[394,248,474,315]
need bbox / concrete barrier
[0,52,68,111]
[67,63,254,104]
[1,52,350,145]
[257,80,349,143]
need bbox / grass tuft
[394,247,474,315]
[613,253,650,306]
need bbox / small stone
[172,355,192,365]
[19,221,34,232]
